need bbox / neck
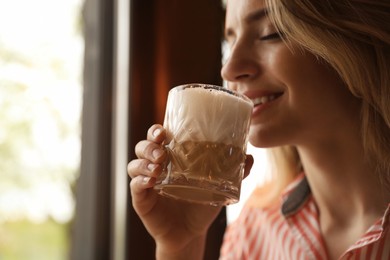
[297,140,389,228]
[296,138,390,259]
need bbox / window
[0,0,83,258]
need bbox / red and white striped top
[220,174,390,260]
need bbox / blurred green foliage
[0,220,69,260]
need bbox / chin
[248,127,282,149]
[248,132,269,148]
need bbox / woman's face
[222,0,361,148]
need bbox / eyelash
[260,32,282,41]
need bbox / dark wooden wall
[127,1,226,259]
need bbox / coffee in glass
[154,84,253,206]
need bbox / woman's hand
[128,124,225,258]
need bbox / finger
[147,124,166,143]
[129,176,158,211]
[243,154,254,179]
[127,159,163,179]
[130,175,159,212]
[134,140,167,164]
[130,175,157,193]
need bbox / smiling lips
[251,93,283,107]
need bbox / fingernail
[152,149,163,159]
[153,128,162,137]
[143,176,151,184]
[148,163,157,171]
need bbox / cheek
[272,48,345,106]
[265,44,303,72]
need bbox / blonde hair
[264,0,390,182]
[246,146,301,208]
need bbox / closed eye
[260,32,283,41]
[224,28,236,45]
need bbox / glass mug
[154,83,253,206]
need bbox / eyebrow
[224,8,269,39]
[244,8,268,24]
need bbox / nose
[221,40,259,89]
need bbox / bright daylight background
[0,0,83,259]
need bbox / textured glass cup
[154,84,253,206]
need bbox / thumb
[243,154,254,179]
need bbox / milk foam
[164,86,253,147]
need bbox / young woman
[127,0,390,259]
